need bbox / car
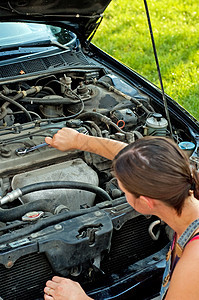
[0,1,198,300]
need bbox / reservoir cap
[178,141,195,150]
[178,141,195,157]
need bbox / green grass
[93,0,199,120]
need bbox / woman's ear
[139,195,155,209]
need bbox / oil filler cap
[22,211,44,222]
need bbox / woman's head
[113,136,198,215]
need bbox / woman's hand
[45,126,127,160]
[44,276,92,300]
[45,128,79,152]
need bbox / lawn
[93,0,199,120]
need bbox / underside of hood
[0,0,112,41]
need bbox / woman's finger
[51,276,66,283]
[44,294,53,300]
[46,280,58,289]
[44,286,55,297]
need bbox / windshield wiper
[0,40,69,52]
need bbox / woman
[44,127,199,300]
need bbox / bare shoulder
[165,239,199,300]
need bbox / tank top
[160,218,199,299]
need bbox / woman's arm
[165,240,199,299]
[45,127,128,160]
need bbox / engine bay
[0,66,197,299]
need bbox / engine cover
[12,158,99,211]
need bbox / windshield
[0,22,76,48]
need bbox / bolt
[0,146,11,157]
[94,211,102,217]
[54,224,63,230]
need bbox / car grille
[0,253,54,300]
[101,215,168,274]
[0,215,168,300]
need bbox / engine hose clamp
[148,219,161,241]
[21,90,27,98]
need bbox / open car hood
[0,0,112,41]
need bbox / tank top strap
[187,232,199,245]
[176,218,199,256]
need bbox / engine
[0,71,173,202]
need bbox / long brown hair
[113,136,199,215]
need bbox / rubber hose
[77,112,127,134]
[0,92,32,121]
[0,198,63,222]
[21,181,112,202]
